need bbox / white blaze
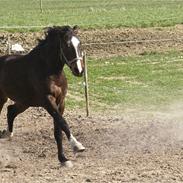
[71,36,82,73]
[76,60,82,73]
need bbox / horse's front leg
[44,95,73,167]
[53,120,73,167]
[58,100,85,153]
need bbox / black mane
[34,26,73,50]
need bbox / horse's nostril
[74,68,79,74]
[81,70,84,75]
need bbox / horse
[0,25,85,168]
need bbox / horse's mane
[33,26,73,51]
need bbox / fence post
[83,51,89,117]
[7,35,11,54]
[40,0,43,13]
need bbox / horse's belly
[0,78,43,106]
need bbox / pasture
[1,0,183,182]
[66,52,183,112]
[0,0,183,29]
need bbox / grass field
[0,1,183,112]
[0,0,183,30]
[65,51,183,111]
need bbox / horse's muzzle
[72,66,84,77]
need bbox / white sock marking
[6,128,13,138]
[69,134,85,151]
[10,132,13,138]
[70,134,78,148]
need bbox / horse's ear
[73,25,79,34]
[44,27,53,37]
[45,26,60,37]
[43,27,49,36]
[44,26,50,31]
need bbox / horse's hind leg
[0,103,27,139]
[58,100,85,153]
[0,91,8,137]
[0,94,7,114]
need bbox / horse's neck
[47,42,64,75]
[33,43,64,76]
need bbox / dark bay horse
[0,26,85,167]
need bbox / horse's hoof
[0,130,13,139]
[62,160,73,168]
[73,143,85,153]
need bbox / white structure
[11,43,24,52]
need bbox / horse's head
[47,26,84,77]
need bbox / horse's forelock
[35,26,74,50]
[46,26,73,38]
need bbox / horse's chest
[47,74,67,98]
[50,84,63,97]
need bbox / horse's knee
[7,104,17,115]
[7,104,27,118]
[56,117,70,140]
[58,101,65,116]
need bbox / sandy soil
[0,26,183,182]
[0,102,183,183]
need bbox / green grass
[0,0,183,30]
[65,51,183,111]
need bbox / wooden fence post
[83,51,89,117]
[7,35,11,54]
[40,0,43,13]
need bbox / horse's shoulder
[48,72,67,85]
[47,72,67,98]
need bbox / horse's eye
[67,40,71,47]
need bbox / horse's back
[0,54,23,62]
[0,54,24,69]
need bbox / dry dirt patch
[0,102,183,182]
[0,25,183,57]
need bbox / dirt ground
[0,26,183,182]
[0,25,183,57]
[1,102,183,183]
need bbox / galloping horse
[0,26,85,167]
